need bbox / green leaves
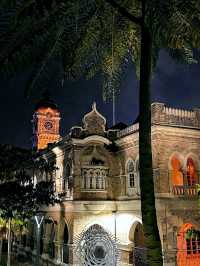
[197,184,200,208]
[0,144,58,220]
[0,0,200,98]
[185,227,200,240]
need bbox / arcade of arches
[177,223,200,266]
[171,156,199,188]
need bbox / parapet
[151,102,200,128]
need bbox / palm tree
[1,1,200,265]
[0,218,7,263]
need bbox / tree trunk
[7,218,11,266]
[0,238,3,262]
[139,4,163,264]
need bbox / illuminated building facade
[32,94,60,150]
[26,101,200,266]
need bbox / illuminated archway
[129,222,146,266]
[171,156,183,186]
[177,223,200,266]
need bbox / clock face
[44,121,53,130]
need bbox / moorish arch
[129,221,146,266]
[126,159,135,189]
[177,223,200,266]
[62,163,71,191]
[168,152,184,187]
[184,153,199,186]
[125,157,140,196]
[62,223,69,263]
[55,217,72,264]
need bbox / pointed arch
[129,221,145,265]
[184,153,200,171]
[62,163,71,191]
[184,154,199,186]
[169,153,184,187]
[62,223,69,263]
[126,159,135,189]
[168,152,184,171]
[177,223,200,266]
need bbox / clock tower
[32,92,61,150]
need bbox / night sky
[1,49,200,149]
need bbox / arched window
[62,164,70,191]
[129,222,145,265]
[63,224,69,263]
[127,160,135,188]
[81,168,108,191]
[171,156,183,186]
[177,224,200,266]
[186,158,197,186]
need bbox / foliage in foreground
[0,144,58,221]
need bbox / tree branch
[104,0,142,26]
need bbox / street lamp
[34,214,44,266]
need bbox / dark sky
[1,49,200,148]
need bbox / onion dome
[83,102,106,135]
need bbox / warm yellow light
[84,212,142,245]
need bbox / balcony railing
[168,170,200,197]
[172,185,198,197]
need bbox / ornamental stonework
[82,102,106,136]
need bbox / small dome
[34,90,59,111]
[82,102,106,135]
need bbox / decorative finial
[92,102,97,110]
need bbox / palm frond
[168,46,198,65]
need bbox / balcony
[169,170,199,198]
[153,170,199,198]
[172,185,198,197]
[81,166,108,192]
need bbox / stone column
[42,223,51,260]
[54,223,63,264]
[163,249,177,266]
[151,102,165,124]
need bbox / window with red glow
[186,158,197,186]
[171,156,183,186]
